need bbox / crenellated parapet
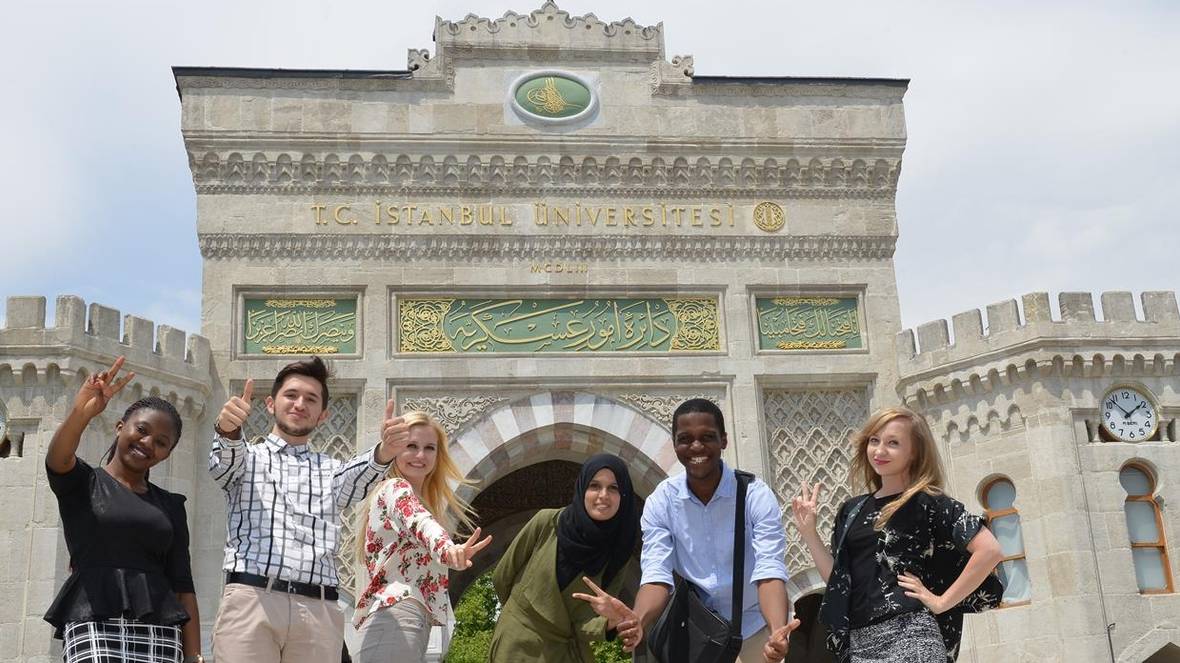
[1,295,212,414]
[896,291,1180,408]
[434,1,663,62]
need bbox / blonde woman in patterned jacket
[791,407,1004,663]
[351,408,492,663]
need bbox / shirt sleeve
[164,492,196,594]
[931,493,985,552]
[208,432,248,491]
[746,481,789,583]
[46,456,94,499]
[376,478,452,565]
[332,444,392,511]
[639,485,676,587]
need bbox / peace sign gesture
[444,527,493,571]
[74,356,134,421]
[572,577,640,646]
[790,481,823,536]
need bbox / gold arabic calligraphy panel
[243,298,358,355]
[398,297,720,353]
[755,296,862,351]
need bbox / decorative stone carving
[199,233,897,263]
[187,152,902,196]
[763,388,869,574]
[614,393,719,430]
[435,1,662,59]
[400,395,510,437]
[651,55,694,92]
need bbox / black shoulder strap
[731,470,755,640]
[833,495,871,557]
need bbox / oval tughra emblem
[511,72,596,123]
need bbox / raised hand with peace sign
[444,527,494,571]
[215,379,253,439]
[572,577,642,650]
[48,356,136,473]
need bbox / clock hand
[1113,401,1133,417]
[1127,402,1147,417]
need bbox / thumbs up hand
[376,399,410,465]
[216,379,253,438]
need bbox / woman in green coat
[488,453,640,662]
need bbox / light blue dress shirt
[639,461,789,640]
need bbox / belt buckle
[285,581,299,595]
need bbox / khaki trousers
[212,583,344,663]
[736,626,771,663]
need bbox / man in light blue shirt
[629,398,798,662]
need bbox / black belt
[226,572,338,601]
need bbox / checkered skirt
[63,618,183,663]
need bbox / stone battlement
[434,1,663,59]
[2,295,211,378]
[897,291,1180,379]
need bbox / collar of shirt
[264,432,313,456]
[673,459,734,505]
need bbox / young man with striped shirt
[208,356,409,663]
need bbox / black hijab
[555,453,639,591]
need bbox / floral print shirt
[818,491,1002,662]
[353,478,452,627]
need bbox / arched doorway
[446,391,675,601]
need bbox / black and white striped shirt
[209,432,389,587]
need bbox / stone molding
[187,152,902,195]
[197,233,896,262]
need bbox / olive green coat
[488,508,633,663]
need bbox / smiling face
[266,374,329,440]
[396,423,439,488]
[113,409,177,472]
[584,467,621,522]
[865,418,915,484]
[673,411,728,483]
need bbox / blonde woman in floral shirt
[351,408,491,663]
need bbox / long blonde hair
[849,407,946,529]
[353,411,476,580]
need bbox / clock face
[1101,386,1158,442]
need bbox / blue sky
[2,0,1177,336]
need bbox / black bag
[646,470,754,663]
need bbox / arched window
[981,477,1031,606]
[1121,464,1173,593]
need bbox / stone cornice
[187,152,901,196]
[197,233,896,262]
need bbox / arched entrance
[445,390,676,602]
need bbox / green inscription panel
[755,297,862,350]
[399,297,719,353]
[244,298,358,355]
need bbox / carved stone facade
[4,4,1176,663]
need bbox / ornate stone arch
[449,390,679,498]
